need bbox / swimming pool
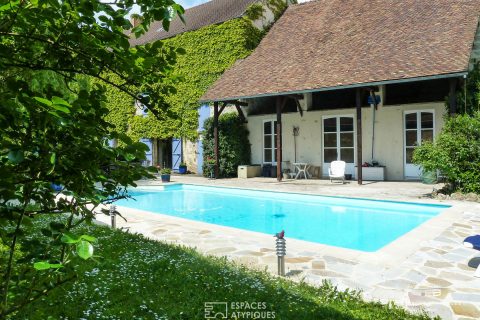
[115,184,450,252]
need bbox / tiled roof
[201,0,480,102]
[130,0,258,46]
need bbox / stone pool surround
[95,178,480,319]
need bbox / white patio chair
[329,161,346,183]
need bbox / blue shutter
[140,138,153,167]
[172,138,182,172]
[197,104,210,174]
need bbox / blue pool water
[116,184,450,252]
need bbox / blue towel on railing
[464,235,480,251]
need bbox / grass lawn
[12,217,435,320]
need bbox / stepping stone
[310,269,346,277]
[285,257,313,263]
[410,287,451,299]
[324,255,358,265]
[443,253,467,263]
[425,260,454,268]
[453,223,473,229]
[370,288,406,304]
[424,304,454,320]
[426,277,453,287]
[450,302,480,318]
[451,292,480,303]
[439,271,472,281]
[377,279,416,289]
[407,292,440,305]
[234,250,265,257]
[404,270,427,283]
[206,247,237,255]
[311,260,325,270]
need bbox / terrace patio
[96,176,480,320]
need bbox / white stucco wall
[247,102,446,180]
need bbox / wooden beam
[286,94,304,100]
[276,97,283,182]
[235,103,247,123]
[280,97,288,111]
[294,99,304,117]
[225,100,248,107]
[218,102,227,115]
[449,78,457,116]
[213,101,219,179]
[356,88,363,185]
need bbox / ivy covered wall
[101,17,263,142]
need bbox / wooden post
[276,97,283,182]
[356,88,363,185]
[449,78,457,116]
[213,101,219,179]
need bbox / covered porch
[205,77,461,183]
[198,0,477,184]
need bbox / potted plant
[179,162,187,174]
[205,157,216,179]
[160,168,171,183]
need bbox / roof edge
[200,71,468,103]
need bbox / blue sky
[177,0,208,8]
[177,0,310,8]
[130,0,311,15]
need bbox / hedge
[202,113,251,177]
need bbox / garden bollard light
[275,230,286,276]
[110,204,116,229]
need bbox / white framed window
[322,115,355,164]
[404,109,435,178]
[263,120,278,164]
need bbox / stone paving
[96,176,480,319]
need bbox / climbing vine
[100,17,262,141]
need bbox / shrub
[202,113,251,177]
[450,61,480,116]
[413,112,480,193]
[160,168,172,175]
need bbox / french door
[404,110,435,179]
[322,116,355,176]
[263,120,278,164]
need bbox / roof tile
[202,0,480,102]
[130,0,257,46]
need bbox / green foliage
[413,112,480,193]
[90,76,135,135]
[14,216,435,320]
[103,18,263,141]
[267,0,291,20]
[453,61,480,115]
[202,113,251,177]
[0,0,183,316]
[160,168,172,175]
[245,3,266,21]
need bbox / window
[404,111,434,164]
[323,116,355,164]
[263,120,278,163]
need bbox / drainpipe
[369,90,379,161]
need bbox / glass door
[404,111,434,179]
[263,120,278,164]
[322,116,355,176]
